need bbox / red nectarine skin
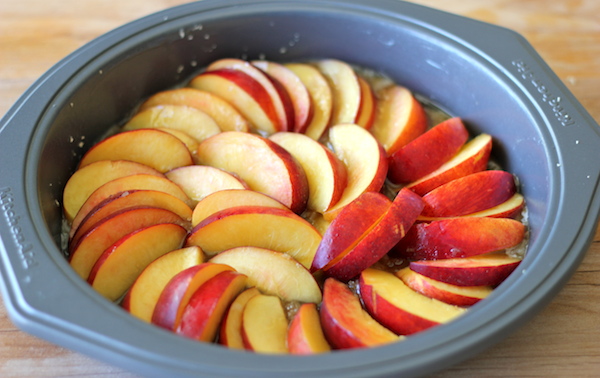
[196,131,309,213]
[421,170,517,217]
[151,263,234,330]
[319,278,398,349]
[358,275,439,335]
[323,188,424,281]
[405,133,492,196]
[388,117,469,183]
[176,271,247,342]
[311,192,392,272]
[70,189,192,244]
[397,267,492,306]
[395,217,525,260]
[409,253,522,287]
[195,68,281,131]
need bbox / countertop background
[1,0,599,376]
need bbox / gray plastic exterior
[0,0,599,377]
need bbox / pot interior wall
[35,8,549,258]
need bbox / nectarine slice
[421,170,516,217]
[370,84,427,154]
[165,165,248,205]
[319,277,399,349]
[219,287,260,349]
[139,87,249,132]
[323,188,424,281]
[354,76,376,130]
[78,129,193,173]
[72,174,192,226]
[151,262,235,330]
[88,223,187,301]
[315,59,361,126]
[405,133,492,195]
[206,58,291,132]
[69,207,189,280]
[388,117,469,183]
[269,131,348,213]
[284,62,333,140]
[242,294,289,354]
[252,60,312,133]
[191,189,287,227]
[395,217,526,260]
[187,206,322,269]
[409,252,523,287]
[288,303,331,355]
[359,268,466,335]
[190,69,282,134]
[176,271,247,342]
[396,267,492,306]
[196,131,308,213]
[70,189,192,245]
[63,160,163,222]
[210,246,322,303]
[312,191,392,272]
[123,104,221,142]
[323,124,388,220]
[123,246,204,323]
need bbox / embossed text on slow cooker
[512,59,575,127]
[0,187,37,269]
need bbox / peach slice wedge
[314,59,361,126]
[191,189,287,227]
[284,62,333,140]
[138,87,249,132]
[388,117,469,184]
[219,287,261,349]
[394,217,526,260]
[122,246,204,323]
[323,123,388,220]
[409,252,523,287]
[420,170,516,218]
[242,294,289,354]
[354,76,377,130]
[370,84,427,155]
[78,129,193,173]
[252,60,313,133]
[317,189,424,281]
[196,131,308,213]
[88,223,187,301]
[358,268,466,335]
[62,160,163,222]
[176,271,247,342]
[269,131,347,213]
[205,58,292,132]
[190,69,283,135]
[405,133,492,196]
[71,174,192,227]
[396,267,492,306]
[151,262,235,330]
[319,277,399,349]
[165,165,248,205]
[288,303,331,355]
[69,207,189,280]
[186,206,322,269]
[69,189,192,245]
[122,104,221,143]
[210,246,322,303]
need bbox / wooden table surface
[1,0,599,376]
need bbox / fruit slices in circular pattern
[62,57,527,354]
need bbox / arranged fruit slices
[61,56,529,355]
